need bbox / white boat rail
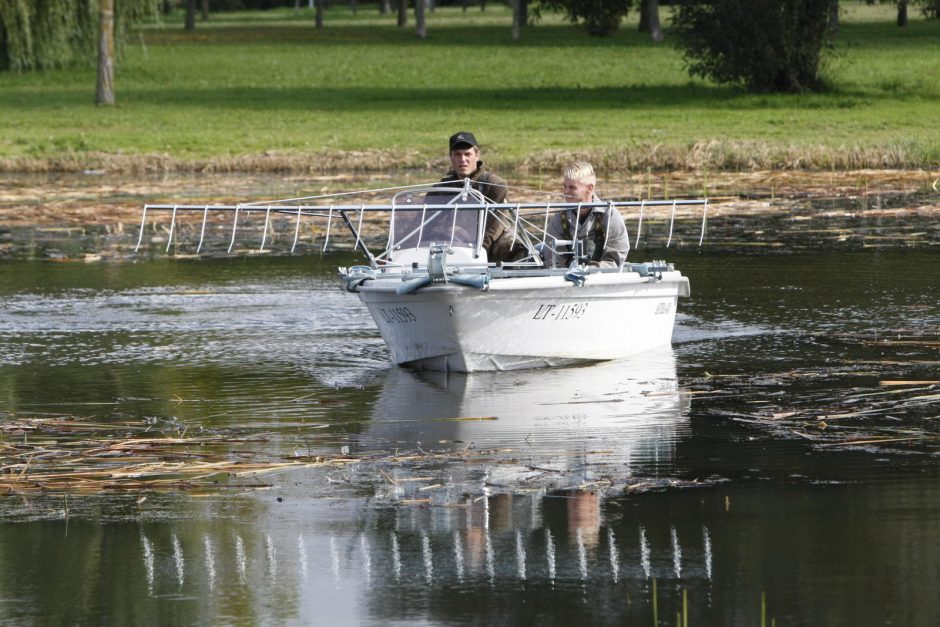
[134,180,708,372]
[136,179,709,264]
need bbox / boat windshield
[390,188,484,251]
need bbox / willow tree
[0,2,98,71]
[1,0,158,102]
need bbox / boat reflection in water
[336,349,709,611]
[360,347,690,500]
[0,353,707,625]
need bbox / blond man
[543,161,630,268]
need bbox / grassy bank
[1,2,939,173]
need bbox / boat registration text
[532,302,589,321]
[379,307,418,324]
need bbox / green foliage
[919,0,940,18]
[0,1,29,70]
[672,0,834,93]
[538,0,633,36]
[0,2,92,71]
[864,0,940,20]
[0,0,159,72]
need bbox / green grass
[1,2,939,172]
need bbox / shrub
[672,0,833,93]
[540,0,634,36]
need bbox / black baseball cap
[449,131,478,151]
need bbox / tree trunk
[185,0,196,31]
[828,0,839,35]
[897,0,908,27]
[350,0,357,15]
[641,0,663,42]
[416,0,426,38]
[511,0,521,40]
[96,0,116,106]
[201,0,209,21]
[397,0,407,27]
[520,0,527,26]
[380,0,390,15]
[316,1,324,28]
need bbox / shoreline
[1,168,937,261]
[2,144,939,176]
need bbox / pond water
[1,249,938,625]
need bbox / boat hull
[356,271,689,372]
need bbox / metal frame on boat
[137,179,708,372]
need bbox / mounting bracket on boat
[564,269,588,287]
[393,245,456,295]
[574,239,591,267]
[429,245,490,289]
[340,265,375,292]
[427,244,452,283]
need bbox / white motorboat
[338,182,704,371]
[348,263,689,372]
[139,180,707,372]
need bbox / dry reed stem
[0,416,535,496]
[1,417,332,494]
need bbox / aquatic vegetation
[692,330,940,452]
[0,416,336,494]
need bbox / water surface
[1,250,938,625]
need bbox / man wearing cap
[542,161,630,269]
[438,131,521,263]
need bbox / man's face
[450,146,480,177]
[563,177,594,204]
